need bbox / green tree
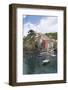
[28,30,36,37]
[23,29,36,49]
[45,32,57,40]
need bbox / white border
[16,8,64,82]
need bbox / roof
[35,33,56,42]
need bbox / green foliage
[28,29,36,35]
[23,29,36,50]
[45,32,57,40]
[23,30,57,50]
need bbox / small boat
[42,59,50,65]
[40,52,47,55]
[50,54,56,57]
[40,52,49,55]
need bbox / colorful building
[35,33,56,51]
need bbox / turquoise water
[23,50,57,74]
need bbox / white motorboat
[42,59,50,64]
[50,54,56,57]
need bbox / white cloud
[23,23,38,36]
[23,15,26,19]
[23,17,58,36]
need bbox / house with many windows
[35,33,56,51]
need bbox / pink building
[42,40,48,49]
[35,33,56,50]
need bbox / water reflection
[23,50,57,75]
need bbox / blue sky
[23,15,58,36]
[24,15,47,25]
